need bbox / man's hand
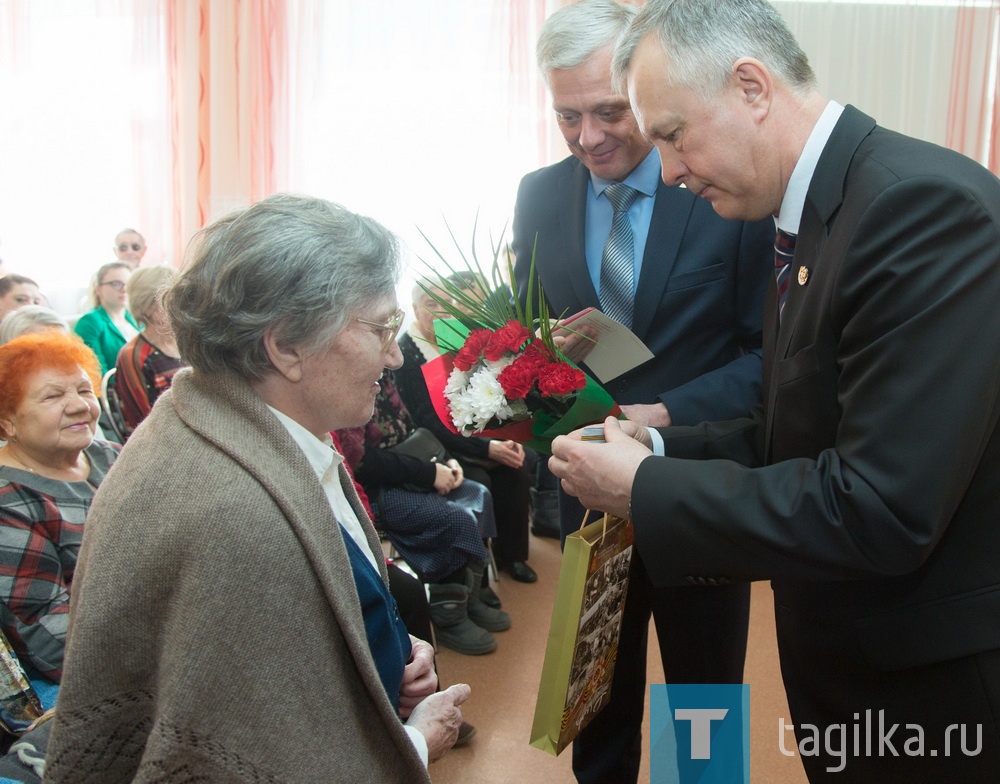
[552,322,599,363]
[549,417,652,517]
[620,402,672,428]
[406,683,471,762]
[398,637,438,719]
[487,439,525,468]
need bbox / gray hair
[612,0,816,100]
[126,265,176,326]
[0,305,68,345]
[166,193,401,381]
[537,0,637,78]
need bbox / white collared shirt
[267,406,380,571]
[775,100,845,234]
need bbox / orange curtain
[165,0,287,261]
[946,0,1000,174]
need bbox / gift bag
[530,513,634,755]
[0,629,44,743]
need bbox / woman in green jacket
[73,261,139,375]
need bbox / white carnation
[485,354,515,373]
[466,367,513,429]
[445,367,470,396]
[448,393,478,435]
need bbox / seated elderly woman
[45,194,468,783]
[0,306,68,345]
[337,372,511,657]
[0,332,119,682]
[114,265,186,435]
[396,275,537,583]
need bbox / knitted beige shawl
[45,369,429,783]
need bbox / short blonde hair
[126,265,176,326]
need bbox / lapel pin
[798,266,810,286]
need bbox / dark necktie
[774,228,797,321]
[599,183,640,328]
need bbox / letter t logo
[674,708,730,759]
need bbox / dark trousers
[774,596,1000,782]
[560,486,751,784]
[463,461,531,565]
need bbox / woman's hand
[398,637,438,719]
[406,683,471,762]
[487,440,525,468]
[433,460,464,494]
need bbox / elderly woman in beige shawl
[46,194,469,782]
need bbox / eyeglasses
[356,308,404,352]
[99,280,127,291]
[117,242,143,252]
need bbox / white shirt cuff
[404,723,429,767]
[647,426,664,456]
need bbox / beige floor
[425,534,809,783]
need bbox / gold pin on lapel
[797,266,810,286]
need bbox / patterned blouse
[115,334,187,434]
[0,440,119,680]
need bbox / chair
[99,368,129,443]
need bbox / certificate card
[557,308,654,383]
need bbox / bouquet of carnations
[417,226,619,454]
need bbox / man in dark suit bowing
[510,2,773,781]
[551,0,1000,779]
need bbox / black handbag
[388,427,447,464]
[385,428,448,493]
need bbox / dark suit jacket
[511,154,774,425]
[633,106,1000,672]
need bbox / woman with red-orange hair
[0,331,119,682]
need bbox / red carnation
[518,341,555,371]
[537,362,586,397]
[485,320,531,361]
[454,328,493,371]
[497,360,537,400]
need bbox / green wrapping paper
[530,514,634,755]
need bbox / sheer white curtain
[947,0,999,170]
[2,0,995,321]
[774,0,998,174]
[281,0,563,297]
[0,0,171,315]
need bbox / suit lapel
[560,162,600,309]
[631,183,691,339]
[763,106,877,458]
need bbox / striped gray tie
[599,183,640,328]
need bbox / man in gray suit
[551,0,1000,778]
